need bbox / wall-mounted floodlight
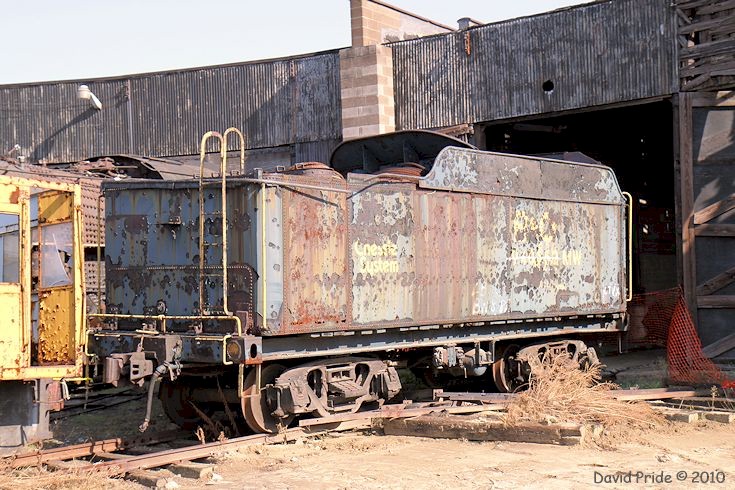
[78,84,102,110]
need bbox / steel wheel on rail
[159,379,213,430]
[492,344,528,393]
[241,364,294,433]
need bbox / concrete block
[701,411,735,423]
[665,411,700,423]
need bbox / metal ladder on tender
[197,128,247,316]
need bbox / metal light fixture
[77,84,102,110]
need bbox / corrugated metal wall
[0,80,132,164]
[392,0,678,129]
[0,52,342,164]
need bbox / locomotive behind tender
[88,130,630,433]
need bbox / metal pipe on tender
[232,172,422,195]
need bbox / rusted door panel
[471,195,511,317]
[414,191,478,322]
[281,185,349,333]
[351,186,416,324]
[37,288,75,364]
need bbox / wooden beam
[609,388,700,401]
[682,61,735,79]
[678,93,698,318]
[701,332,735,358]
[682,74,713,91]
[691,90,735,107]
[382,416,591,446]
[698,0,735,16]
[675,7,693,25]
[675,0,721,9]
[697,295,735,308]
[693,194,735,224]
[680,39,735,59]
[695,223,735,236]
[678,15,735,34]
[696,265,735,295]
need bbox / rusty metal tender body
[89,130,629,432]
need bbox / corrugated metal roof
[0,51,342,164]
[392,0,678,129]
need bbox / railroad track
[4,388,731,488]
[52,387,146,421]
[3,398,502,487]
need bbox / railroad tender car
[88,130,630,433]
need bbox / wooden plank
[676,0,722,9]
[683,61,735,79]
[675,7,693,25]
[682,74,713,91]
[669,396,735,406]
[679,15,735,34]
[382,416,591,446]
[697,0,735,16]
[610,388,700,401]
[696,265,735,295]
[701,331,735,357]
[680,39,735,59]
[693,194,735,224]
[697,295,735,308]
[694,223,735,236]
[298,403,505,428]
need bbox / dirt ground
[197,422,734,490]
[12,419,732,490]
[6,350,734,490]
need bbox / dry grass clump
[0,467,128,490]
[504,354,665,434]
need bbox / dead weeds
[504,354,667,447]
[0,467,130,490]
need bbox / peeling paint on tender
[103,146,626,337]
[423,147,624,205]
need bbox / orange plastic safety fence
[628,287,734,389]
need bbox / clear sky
[1,0,588,85]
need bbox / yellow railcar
[0,175,85,454]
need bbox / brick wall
[350,0,452,47]
[340,45,395,139]
[342,1,452,139]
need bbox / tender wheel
[159,379,212,429]
[492,344,528,393]
[241,364,294,433]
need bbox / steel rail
[2,430,183,469]
[89,428,310,474]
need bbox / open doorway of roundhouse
[475,100,676,295]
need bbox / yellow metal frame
[0,175,85,381]
[198,131,232,316]
[622,192,633,302]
